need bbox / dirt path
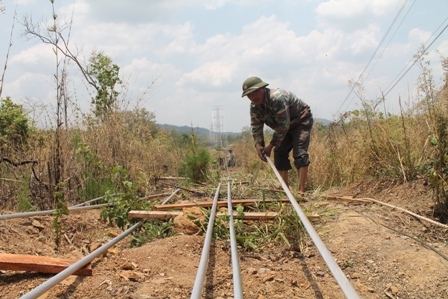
[1,180,448,299]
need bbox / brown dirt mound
[1,179,448,298]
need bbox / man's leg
[278,170,289,186]
[291,118,313,195]
[274,132,293,190]
[296,166,308,193]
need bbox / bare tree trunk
[0,6,17,98]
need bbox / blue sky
[1,0,447,132]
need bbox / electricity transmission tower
[210,106,227,147]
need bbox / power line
[363,0,416,84]
[336,0,411,116]
[382,16,448,98]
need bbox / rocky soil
[1,179,448,299]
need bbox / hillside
[157,118,331,135]
[157,124,241,136]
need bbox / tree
[22,0,70,219]
[119,108,158,140]
[0,97,31,150]
[88,51,122,120]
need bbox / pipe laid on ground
[19,221,143,299]
[74,193,121,207]
[265,157,361,299]
[227,183,244,299]
[161,188,181,205]
[190,183,221,299]
[0,203,112,220]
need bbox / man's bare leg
[278,170,289,189]
[296,166,308,194]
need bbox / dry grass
[1,58,447,217]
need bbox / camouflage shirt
[250,88,312,147]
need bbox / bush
[179,129,211,182]
[0,97,32,151]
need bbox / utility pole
[211,106,226,147]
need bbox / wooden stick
[129,210,279,221]
[0,254,92,276]
[323,195,373,204]
[130,211,182,220]
[145,193,173,200]
[153,199,289,211]
[158,176,188,180]
[258,188,286,193]
[157,183,207,196]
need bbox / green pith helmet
[241,76,269,97]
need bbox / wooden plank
[158,176,188,180]
[0,254,92,276]
[153,199,289,211]
[129,211,182,220]
[129,210,278,221]
[145,193,172,200]
[232,212,278,220]
[258,188,285,193]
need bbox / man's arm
[251,110,267,161]
[251,111,265,147]
[269,98,290,147]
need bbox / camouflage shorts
[273,117,313,170]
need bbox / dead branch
[0,5,17,98]
[0,157,37,167]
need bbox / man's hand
[255,144,267,162]
[264,144,273,158]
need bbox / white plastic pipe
[0,203,111,220]
[265,157,360,299]
[227,183,244,299]
[162,188,181,205]
[74,193,121,207]
[20,221,143,299]
[190,184,221,299]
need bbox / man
[227,149,235,167]
[241,76,313,195]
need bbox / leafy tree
[119,108,158,140]
[87,51,121,120]
[0,97,31,150]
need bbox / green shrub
[179,129,211,182]
[100,165,153,229]
[0,97,32,151]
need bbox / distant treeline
[157,118,330,136]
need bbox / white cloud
[161,23,196,56]
[73,0,205,24]
[317,0,402,18]
[316,0,403,31]
[408,28,432,46]
[347,24,380,54]
[9,44,54,70]
[1,0,446,132]
[179,60,237,87]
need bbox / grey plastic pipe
[0,203,112,220]
[19,221,143,299]
[74,193,121,207]
[226,183,244,299]
[190,183,221,299]
[19,188,176,297]
[161,188,181,205]
[265,157,361,299]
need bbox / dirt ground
[1,179,448,299]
